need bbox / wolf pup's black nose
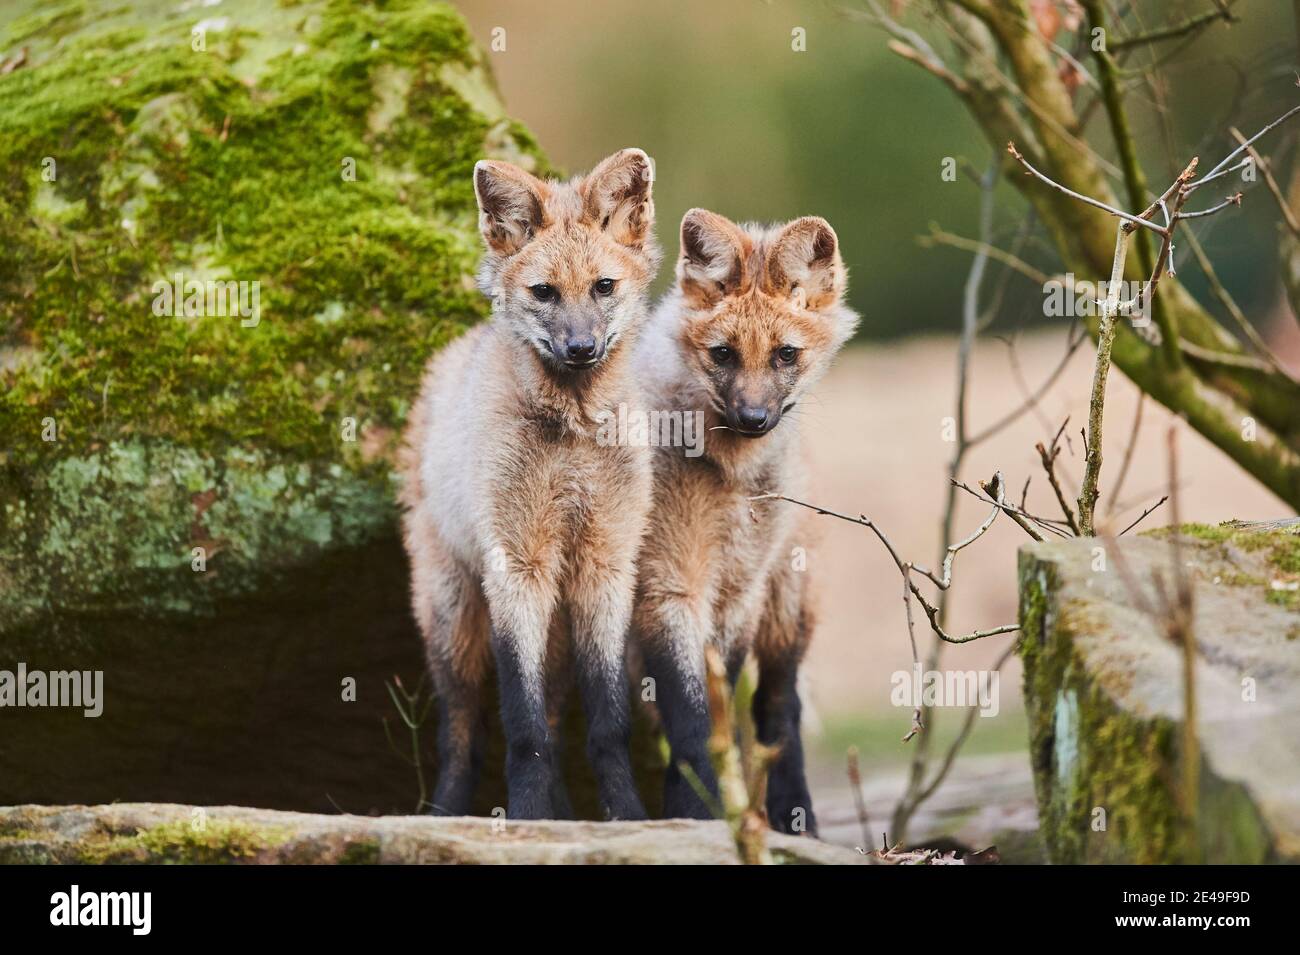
[565,336,598,362]
[737,407,769,432]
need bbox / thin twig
[1036,418,1082,535]
[1228,126,1300,235]
[1118,495,1169,535]
[1007,142,1167,236]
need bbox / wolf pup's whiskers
[399,149,660,821]
[632,208,859,836]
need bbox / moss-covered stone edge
[1017,545,1281,863]
[0,807,383,864]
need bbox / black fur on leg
[753,657,817,837]
[428,663,485,816]
[575,645,646,820]
[491,628,556,819]
[642,639,718,819]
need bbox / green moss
[1019,554,1186,863]
[0,0,551,632]
[78,818,291,864]
[1267,587,1300,611]
[1146,523,1300,618]
[338,837,381,864]
[1019,548,1279,863]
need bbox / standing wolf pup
[400,149,659,820]
[633,209,859,835]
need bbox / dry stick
[950,478,1059,540]
[1229,126,1300,236]
[1006,144,1217,535]
[1191,103,1300,189]
[1036,417,1082,535]
[1007,143,1166,236]
[702,645,770,865]
[1118,495,1169,535]
[894,158,1004,842]
[1180,193,1243,219]
[1076,223,1130,535]
[1166,428,1199,862]
[918,225,1051,285]
[1109,1,1239,52]
[845,747,872,851]
[749,485,1020,648]
[900,575,923,742]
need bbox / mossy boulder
[0,1,661,818]
[0,803,870,865]
[0,0,548,629]
[1018,525,1300,863]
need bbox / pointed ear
[581,148,655,249]
[677,208,747,307]
[764,216,844,310]
[474,160,550,256]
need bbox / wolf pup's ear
[474,160,550,256]
[677,208,747,308]
[581,148,655,249]
[764,216,844,311]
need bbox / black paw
[767,791,817,837]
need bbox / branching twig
[1036,417,1082,535]
[749,476,1020,648]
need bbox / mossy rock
[0,0,666,819]
[0,0,551,630]
[0,803,870,865]
[1018,525,1300,863]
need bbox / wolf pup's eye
[776,345,799,364]
[529,283,558,303]
[592,278,616,296]
[709,345,734,364]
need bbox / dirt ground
[795,318,1299,737]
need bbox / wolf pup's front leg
[569,452,650,820]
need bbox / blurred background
[458,0,1300,846]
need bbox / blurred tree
[864,0,1300,510]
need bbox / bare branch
[1119,495,1170,536]
[1007,142,1168,236]
[1190,102,1300,188]
[1036,419,1082,535]
[917,223,1051,285]
[1109,1,1240,52]
[748,474,1020,647]
[1228,126,1300,236]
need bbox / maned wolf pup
[400,149,660,820]
[633,209,858,835]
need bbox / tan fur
[634,209,857,669]
[399,149,659,818]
